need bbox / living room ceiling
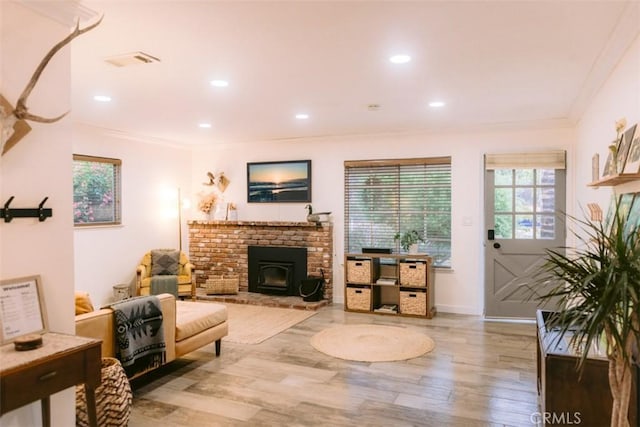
[29,1,639,147]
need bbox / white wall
[69,10,639,318]
[191,127,575,314]
[73,124,192,306]
[0,3,75,426]
[575,33,640,219]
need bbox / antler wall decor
[203,171,230,193]
[0,15,103,156]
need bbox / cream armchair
[136,250,195,300]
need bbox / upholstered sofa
[75,293,228,379]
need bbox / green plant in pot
[394,230,425,253]
[534,203,639,427]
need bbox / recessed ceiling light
[389,54,411,64]
[199,123,212,128]
[295,113,309,120]
[210,80,229,87]
[93,95,111,102]
[429,101,446,108]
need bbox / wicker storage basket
[205,275,239,295]
[347,259,375,284]
[399,261,427,287]
[399,289,427,316]
[76,357,132,427]
[346,286,371,311]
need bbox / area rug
[310,324,435,362]
[223,304,317,344]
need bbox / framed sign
[0,275,48,344]
[247,160,311,203]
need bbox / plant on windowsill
[533,202,639,427]
[394,230,425,254]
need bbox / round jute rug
[310,324,435,362]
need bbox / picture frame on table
[0,275,48,344]
[247,160,311,203]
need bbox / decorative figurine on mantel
[305,204,331,225]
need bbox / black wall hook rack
[1,196,53,223]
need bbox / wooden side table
[0,333,102,427]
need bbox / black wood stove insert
[248,246,307,296]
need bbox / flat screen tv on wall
[247,160,311,203]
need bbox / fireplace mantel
[187,220,328,228]
[188,220,333,300]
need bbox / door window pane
[495,170,512,185]
[515,214,534,239]
[494,188,513,212]
[537,215,555,239]
[537,169,555,185]
[515,169,534,185]
[495,214,513,239]
[537,188,555,212]
[515,188,534,212]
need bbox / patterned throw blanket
[111,296,166,377]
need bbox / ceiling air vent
[105,52,160,67]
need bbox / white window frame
[73,154,122,226]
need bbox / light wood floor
[129,304,539,426]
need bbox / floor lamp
[177,187,183,252]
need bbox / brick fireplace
[187,220,333,300]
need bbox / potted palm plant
[535,202,639,427]
[394,230,425,254]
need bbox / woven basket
[76,357,132,427]
[400,290,427,316]
[346,286,371,311]
[347,260,373,284]
[399,261,427,287]
[205,274,239,295]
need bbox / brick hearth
[188,220,334,300]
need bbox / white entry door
[484,155,566,319]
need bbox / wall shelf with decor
[344,253,435,318]
[588,172,640,188]
[591,121,639,188]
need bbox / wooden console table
[0,333,102,427]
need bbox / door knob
[493,242,501,249]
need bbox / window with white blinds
[344,157,452,267]
[73,154,122,226]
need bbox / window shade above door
[484,150,566,170]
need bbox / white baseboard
[435,304,481,316]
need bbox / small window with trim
[73,154,121,226]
